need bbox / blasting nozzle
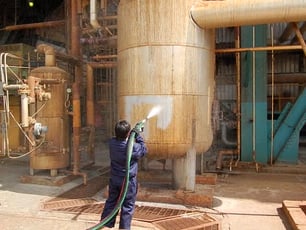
[133,119,147,134]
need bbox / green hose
[87,131,136,230]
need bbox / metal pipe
[87,62,117,68]
[1,20,65,31]
[216,149,238,170]
[90,0,100,29]
[270,25,275,165]
[27,76,38,103]
[36,44,56,67]
[221,122,237,146]
[86,65,94,126]
[21,94,29,128]
[86,64,95,163]
[72,82,81,173]
[252,26,256,163]
[190,0,306,29]
[292,22,306,56]
[216,121,238,170]
[3,84,28,90]
[70,0,85,184]
[215,45,304,53]
[92,54,117,59]
[235,27,241,163]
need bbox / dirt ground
[0,151,306,230]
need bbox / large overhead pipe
[190,0,306,29]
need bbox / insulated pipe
[21,94,29,128]
[190,0,306,29]
[90,0,100,29]
[36,44,55,67]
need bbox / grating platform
[153,212,219,230]
[41,201,220,230]
[41,173,220,229]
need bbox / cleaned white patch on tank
[124,95,173,130]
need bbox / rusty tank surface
[29,45,70,176]
[117,0,215,159]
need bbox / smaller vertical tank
[29,45,69,176]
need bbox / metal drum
[117,0,215,158]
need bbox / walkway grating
[41,173,220,229]
[42,202,220,229]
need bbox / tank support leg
[50,169,58,177]
[172,147,196,191]
[29,168,34,176]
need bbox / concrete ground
[0,149,306,230]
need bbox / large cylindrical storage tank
[118,0,215,158]
[29,66,69,172]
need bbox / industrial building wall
[213,24,305,166]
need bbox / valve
[33,122,48,138]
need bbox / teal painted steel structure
[240,26,306,164]
[240,25,268,163]
[268,88,306,163]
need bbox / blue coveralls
[101,134,147,229]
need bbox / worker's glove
[132,122,144,135]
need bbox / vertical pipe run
[72,82,81,173]
[70,0,86,183]
[71,0,81,173]
[86,65,94,127]
[235,27,241,163]
[252,26,256,162]
[20,94,29,128]
[270,24,275,165]
[87,64,95,162]
[90,0,100,29]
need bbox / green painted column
[240,25,268,163]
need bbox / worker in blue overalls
[100,120,147,229]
